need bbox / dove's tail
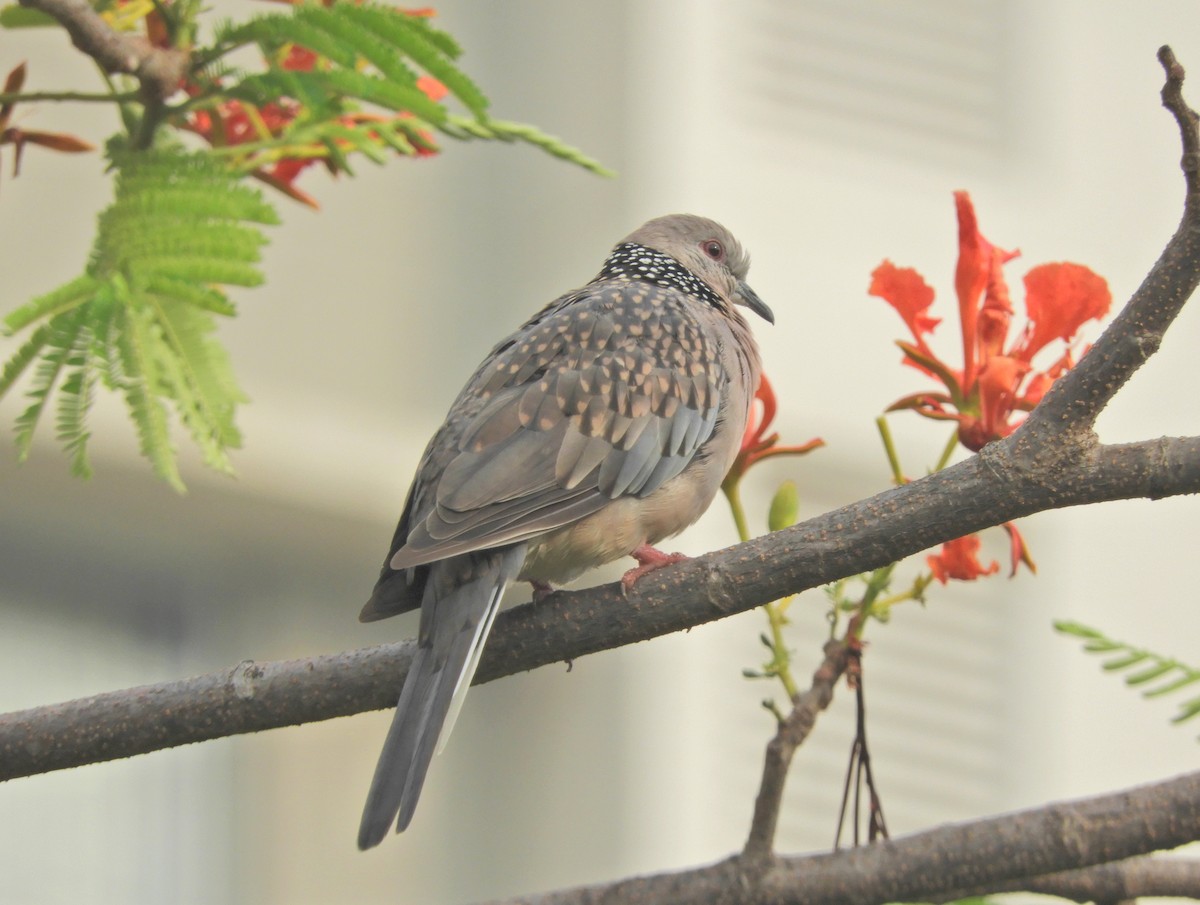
[357,546,525,849]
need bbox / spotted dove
[357,213,773,848]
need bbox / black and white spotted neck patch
[594,243,724,308]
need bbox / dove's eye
[701,240,725,261]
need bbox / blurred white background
[1,1,1199,902]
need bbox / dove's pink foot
[530,580,555,602]
[620,544,690,594]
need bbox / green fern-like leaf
[100,220,268,266]
[3,275,100,336]
[1055,620,1200,738]
[0,141,275,489]
[215,3,466,106]
[296,4,419,87]
[118,302,182,491]
[197,1,609,180]
[227,67,445,124]
[145,294,244,469]
[401,12,461,60]
[212,110,441,175]
[142,275,238,317]
[336,4,487,117]
[234,9,361,70]
[56,322,99,479]
[210,3,466,78]
[0,323,52,400]
[13,308,87,461]
[370,120,423,156]
[323,121,390,164]
[441,115,615,177]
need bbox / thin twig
[742,639,850,865]
[0,89,140,105]
[1160,46,1200,204]
[834,648,889,850]
[1016,47,1200,440]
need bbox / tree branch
[0,433,1196,781]
[742,639,850,864]
[947,855,1200,903]
[17,0,187,101]
[1018,47,1200,440]
[478,772,1200,905]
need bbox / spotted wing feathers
[390,282,724,569]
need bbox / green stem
[97,69,138,137]
[866,572,930,620]
[0,90,139,105]
[723,477,751,544]
[871,590,911,612]
[875,415,905,485]
[724,474,801,699]
[765,601,799,699]
[134,100,165,149]
[848,563,898,631]
[934,427,959,472]
[861,564,896,607]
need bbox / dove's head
[620,213,774,324]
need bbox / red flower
[281,43,320,72]
[176,7,449,206]
[870,191,1111,452]
[1001,521,1037,577]
[926,534,999,584]
[869,263,940,356]
[724,374,824,488]
[416,75,448,103]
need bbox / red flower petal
[1016,346,1076,411]
[269,156,317,185]
[1001,522,1037,577]
[754,373,778,442]
[953,190,990,391]
[1015,262,1112,361]
[978,245,1016,359]
[927,534,999,584]
[417,75,449,103]
[737,373,777,455]
[724,373,822,486]
[869,261,940,349]
[746,437,825,467]
[282,44,319,71]
[1018,371,1053,409]
[975,354,1029,446]
[253,166,321,209]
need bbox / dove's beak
[737,281,774,324]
